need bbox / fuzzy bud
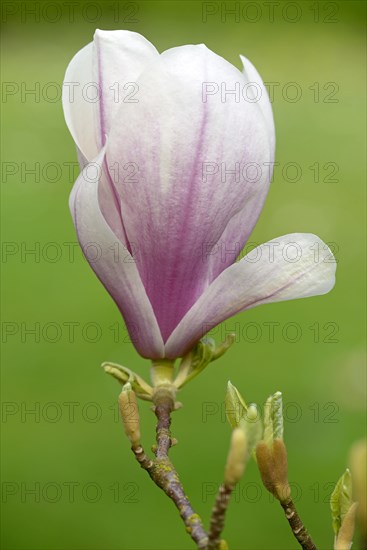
[256,439,290,503]
[118,383,141,447]
[224,428,247,486]
[335,502,358,550]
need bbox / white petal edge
[62,31,159,162]
[240,54,275,157]
[62,43,99,163]
[165,233,336,358]
[93,29,159,148]
[70,147,165,359]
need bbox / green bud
[264,391,283,446]
[225,384,262,465]
[247,404,258,421]
[212,333,236,360]
[103,362,153,400]
[224,427,247,486]
[330,469,353,537]
[239,404,263,460]
[256,390,291,503]
[225,381,248,428]
[174,335,235,389]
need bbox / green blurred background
[1,1,366,549]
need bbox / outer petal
[240,55,275,156]
[62,30,159,162]
[165,234,336,358]
[206,55,276,280]
[93,29,159,149]
[106,45,272,341]
[62,43,99,162]
[71,145,128,246]
[70,148,164,359]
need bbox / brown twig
[207,483,233,549]
[154,390,174,459]
[130,388,208,549]
[280,499,317,550]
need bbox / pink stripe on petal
[63,31,159,162]
[93,29,159,149]
[107,46,272,342]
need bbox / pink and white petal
[165,234,336,358]
[70,147,125,244]
[63,31,159,162]
[73,141,129,246]
[206,56,276,280]
[93,29,159,149]
[106,45,271,341]
[76,146,88,170]
[63,43,100,162]
[206,172,271,281]
[93,30,159,238]
[70,148,164,359]
[240,55,275,157]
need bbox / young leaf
[225,381,248,428]
[263,391,283,446]
[330,469,353,536]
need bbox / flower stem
[154,388,174,459]
[280,499,317,550]
[130,386,208,549]
[150,360,175,387]
[207,483,233,549]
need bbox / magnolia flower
[63,30,336,360]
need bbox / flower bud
[224,428,247,486]
[118,383,141,447]
[334,502,357,550]
[256,391,291,503]
[65,31,336,361]
[256,439,290,503]
[272,439,291,502]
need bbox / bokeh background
[1,1,366,549]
